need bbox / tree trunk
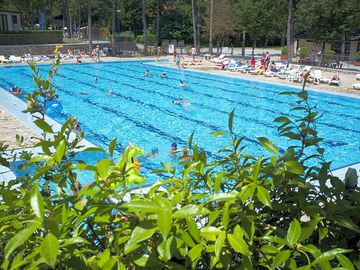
[252,36,256,57]
[142,0,148,55]
[155,0,160,47]
[340,36,346,61]
[196,0,201,53]
[241,30,246,57]
[209,0,213,54]
[62,0,71,38]
[264,35,268,47]
[191,0,197,50]
[286,0,293,63]
[111,0,116,56]
[88,0,92,52]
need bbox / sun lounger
[210,53,226,63]
[356,74,360,81]
[9,55,23,63]
[329,73,340,86]
[0,55,11,63]
[352,83,360,90]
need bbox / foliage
[0,35,360,270]
[356,51,360,61]
[298,46,308,57]
[0,31,63,46]
[136,33,156,44]
[281,46,288,54]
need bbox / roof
[0,10,20,14]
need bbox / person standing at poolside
[94,45,100,62]
[191,47,196,62]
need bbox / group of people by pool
[145,141,193,162]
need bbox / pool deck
[0,87,97,184]
[0,58,359,184]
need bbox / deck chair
[329,73,340,86]
[211,53,226,63]
[352,83,360,90]
[9,55,23,63]
[0,55,10,63]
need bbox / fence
[0,31,63,45]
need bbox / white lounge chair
[356,74,360,81]
[329,73,340,86]
[352,83,360,90]
[9,55,23,63]
[312,70,330,84]
[211,53,226,63]
[0,55,11,64]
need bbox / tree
[142,0,148,55]
[111,0,116,56]
[87,0,92,51]
[287,0,294,63]
[209,0,214,54]
[191,0,197,50]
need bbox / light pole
[117,9,121,56]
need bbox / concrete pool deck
[0,57,359,183]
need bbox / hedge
[0,31,63,45]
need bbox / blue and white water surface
[1,61,359,185]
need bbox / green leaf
[54,140,66,163]
[215,233,225,262]
[284,161,304,174]
[332,216,360,233]
[256,186,272,208]
[336,254,355,270]
[40,233,59,268]
[124,226,157,255]
[228,109,235,133]
[173,205,210,218]
[227,234,251,256]
[210,131,226,137]
[274,116,291,123]
[272,250,290,269]
[96,159,111,179]
[5,223,39,259]
[108,139,117,156]
[222,202,230,230]
[312,248,352,266]
[60,237,89,247]
[34,119,53,133]
[299,217,322,242]
[186,218,200,243]
[200,226,222,241]
[260,245,279,254]
[287,219,301,248]
[257,137,279,154]
[123,199,161,213]
[188,244,203,267]
[30,183,44,221]
[156,197,172,239]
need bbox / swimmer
[11,86,22,95]
[80,92,90,95]
[160,72,167,78]
[172,99,189,105]
[146,147,159,157]
[170,142,177,155]
[73,118,81,133]
[179,80,186,87]
[94,77,98,82]
[144,69,149,77]
[108,90,113,96]
[181,148,193,162]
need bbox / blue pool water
[1,61,360,185]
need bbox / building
[0,10,22,31]
[295,31,360,61]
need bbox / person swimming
[144,69,149,77]
[179,80,186,87]
[161,72,167,78]
[11,86,22,95]
[170,142,177,156]
[94,77,98,82]
[172,99,189,105]
[108,90,113,96]
[145,147,159,157]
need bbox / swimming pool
[1,61,360,185]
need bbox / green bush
[136,33,157,43]
[114,31,135,42]
[298,46,309,57]
[0,53,359,269]
[281,46,288,54]
[356,51,360,61]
